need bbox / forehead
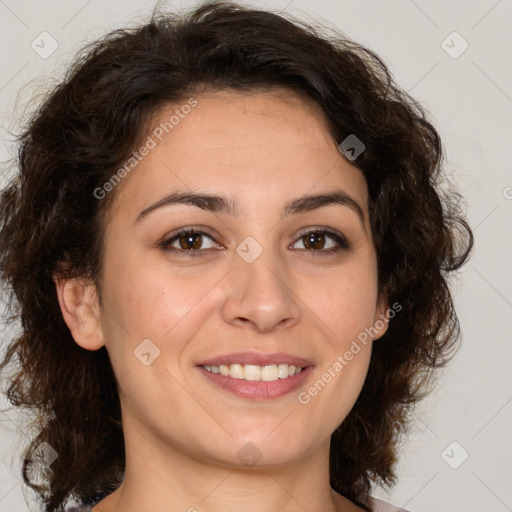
[106,88,369,223]
[151,87,338,154]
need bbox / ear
[372,293,390,341]
[53,274,105,351]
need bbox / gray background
[0,0,511,511]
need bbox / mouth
[196,352,314,400]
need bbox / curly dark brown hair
[0,1,473,511]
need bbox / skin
[54,88,388,512]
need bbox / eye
[160,228,221,256]
[290,228,349,254]
[159,226,350,257]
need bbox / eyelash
[159,227,350,257]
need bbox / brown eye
[302,232,327,250]
[177,232,203,250]
[160,229,219,256]
[291,229,349,254]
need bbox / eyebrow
[135,189,366,226]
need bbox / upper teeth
[202,363,304,381]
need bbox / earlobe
[373,294,390,341]
[53,274,105,351]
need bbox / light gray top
[369,496,411,511]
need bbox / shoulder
[367,496,411,512]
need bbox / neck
[91,420,363,512]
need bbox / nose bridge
[221,235,301,332]
[238,240,284,296]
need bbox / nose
[221,243,301,333]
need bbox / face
[74,88,388,469]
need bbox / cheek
[312,264,379,346]
[308,274,377,422]
[103,248,217,336]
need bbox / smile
[198,364,313,400]
[202,363,304,381]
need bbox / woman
[0,1,473,511]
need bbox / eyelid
[294,226,346,241]
[161,225,219,242]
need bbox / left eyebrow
[281,190,365,226]
[135,189,366,227]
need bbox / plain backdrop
[0,1,511,511]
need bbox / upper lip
[196,351,314,367]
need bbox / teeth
[202,363,305,381]
[277,364,289,379]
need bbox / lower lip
[197,366,314,400]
